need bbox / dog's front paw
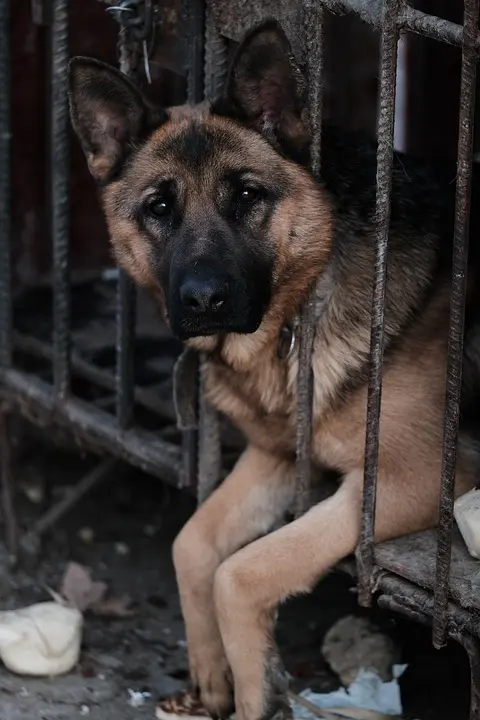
[191,652,234,719]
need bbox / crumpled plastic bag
[291,665,407,719]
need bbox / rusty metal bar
[0,406,17,565]
[357,0,400,607]
[204,1,228,101]
[116,270,136,428]
[376,573,480,639]
[3,368,183,485]
[115,24,138,430]
[50,0,71,400]
[433,0,479,650]
[315,0,480,49]
[194,3,227,505]
[184,0,205,103]
[197,354,221,503]
[399,5,465,48]
[294,2,324,519]
[0,0,11,373]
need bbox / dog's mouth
[173,314,263,341]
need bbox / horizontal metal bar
[318,0,480,49]
[399,5,477,49]
[13,331,176,420]
[377,573,480,638]
[1,368,183,486]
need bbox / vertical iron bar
[182,423,199,491]
[357,0,400,606]
[194,2,227,505]
[204,1,228,101]
[51,0,70,400]
[183,0,205,104]
[433,0,479,649]
[116,26,137,429]
[179,0,205,494]
[0,406,17,565]
[294,3,324,518]
[197,353,221,503]
[116,270,135,428]
[0,0,11,372]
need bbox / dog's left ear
[221,19,310,160]
[69,57,163,183]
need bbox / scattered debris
[455,488,480,559]
[20,475,45,505]
[58,562,135,618]
[289,665,407,719]
[0,601,83,677]
[85,652,123,671]
[92,595,135,619]
[59,562,107,612]
[322,616,400,686]
[127,688,152,707]
[78,527,95,544]
[115,542,130,556]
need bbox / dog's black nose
[180,276,228,314]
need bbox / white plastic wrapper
[291,665,407,718]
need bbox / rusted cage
[1,0,480,717]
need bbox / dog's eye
[237,186,263,205]
[146,197,172,219]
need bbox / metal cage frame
[1,0,480,717]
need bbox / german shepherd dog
[69,19,480,720]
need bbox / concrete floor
[0,439,472,720]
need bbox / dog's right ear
[69,57,162,184]
[217,19,310,162]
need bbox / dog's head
[69,20,332,345]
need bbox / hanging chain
[104,0,157,82]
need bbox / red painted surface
[10,0,185,291]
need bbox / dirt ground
[0,438,472,720]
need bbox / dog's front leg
[173,445,296,718]
[212,474,362,720]
[213,460,444,720]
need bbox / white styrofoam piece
[454,488,480,560]
[0,601,83,676]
